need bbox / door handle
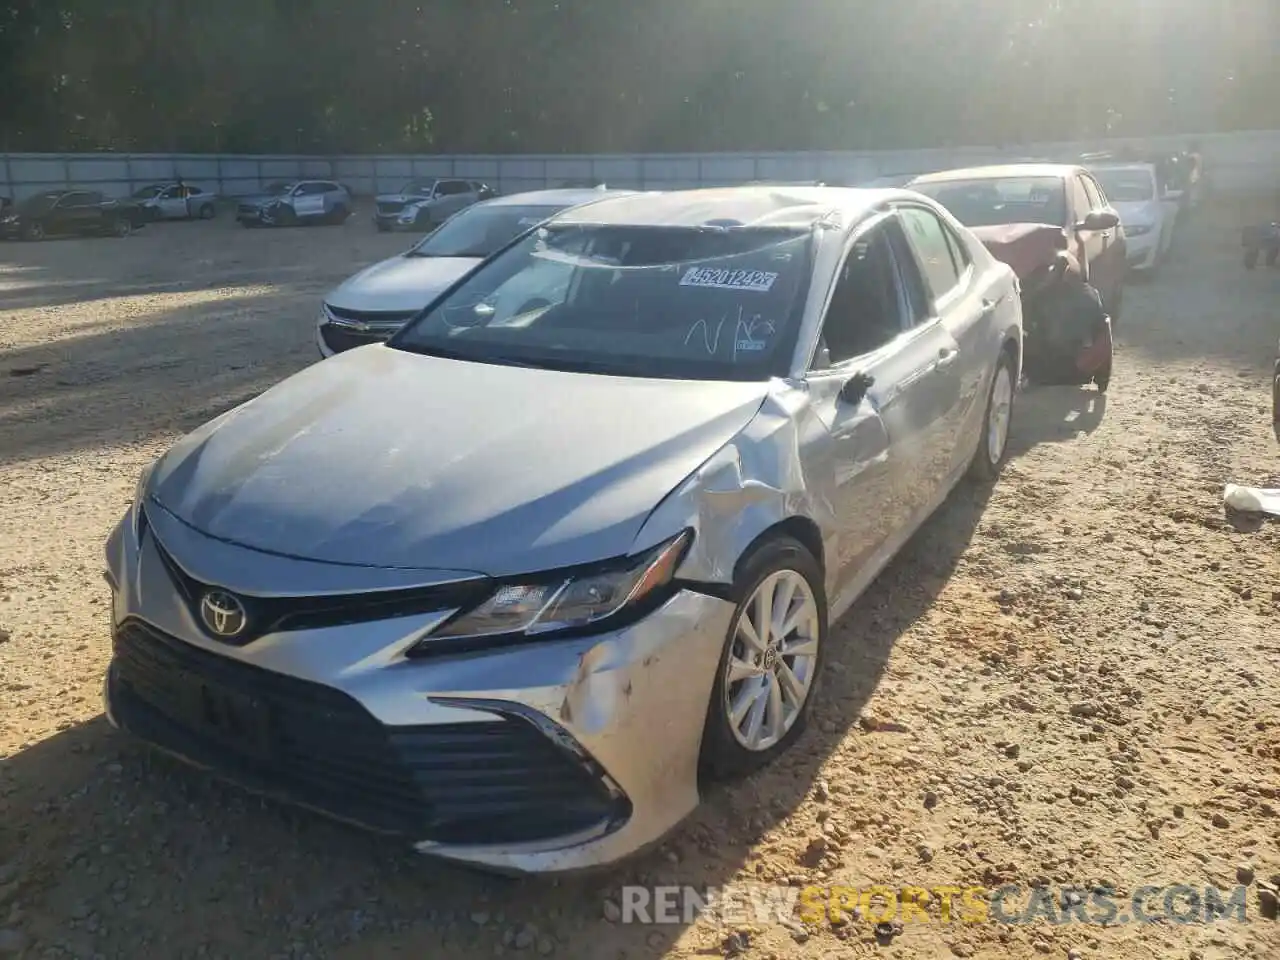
[936,347,960,368]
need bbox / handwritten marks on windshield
[684,306,777,360]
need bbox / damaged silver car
[103,186,1022,874]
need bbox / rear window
[913,176,1067,228]
[1091,168,1155,202]
[408,204,564,259]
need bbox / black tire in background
[414,208,433,231]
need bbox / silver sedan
[103,186,1021,874]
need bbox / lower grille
[377,202,407,216]
[110,620,627,844]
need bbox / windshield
[1092,168,1155,202]
[407,204,564,258]
[913,177,1067,227]
[400,180,436,196]
[266,180,295,195]
[392,223,813,380]
[133,185,163,199]
[15,193,61,215]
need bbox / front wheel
[968,350,1016,481]
[700,537,827,781]
[327,204,349,225]
[111,217,133,238]
[21,221,44,241]
[198,204,216,220]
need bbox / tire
[270,204,296,228]
[21,221,44,241]
[1106,282,1123,325]
[414,209,433,231]
[328,204,349,225]
[968,349,1017,482]
[111,217,132,238]
[198,204,216,220]
[700,536,827,781]
[376,222,390,233]
[1094,360,1112,393]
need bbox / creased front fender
[630,381,839,597]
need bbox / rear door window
[897,206,963,306]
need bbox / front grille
[110,619,628,843]
[325,305,418,325]
[146,515,492,644]
[320,323,393,354]
[377,202,407,216]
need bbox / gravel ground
[0,199,1277,960]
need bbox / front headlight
[416,530,693,646]
[1,215,16,224]
[131,461,156,541]
[1126,224,1153,237]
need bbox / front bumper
[373,212,421,231]
[103,503,734,873]
[0,221,22,238]
[1124,232,1159,270]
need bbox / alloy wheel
[723,569,821,752]
[987,364,1014,464]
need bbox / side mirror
[839,372,875,406]
[1076,210,1120,232]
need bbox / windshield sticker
[734,317,775,355]
[679,267,778,292]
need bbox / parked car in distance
[133,182,219,221]
[317,187,636,357]
[0,189,146,240]
[105,185,1021,874]
[1086,162,1174,272]
[237,180,351,228]
[374,178,497,232]
[555,178,607,188]
[910,164,1127,321]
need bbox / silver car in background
[104,186,1021,874]
[373,178,497,232]
[133,182,219,221]
[237,180,352,227]
[317,187,636,357]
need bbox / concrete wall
[2,130,1277,202]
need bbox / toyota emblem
[200,590,248,639]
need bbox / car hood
[969,223,1068,280]
[149,345,770,576]
[1112,200,1162,227]
[324,255,479,314]
[240,194,283,207]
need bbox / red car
[909,164,1128,323]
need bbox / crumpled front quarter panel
[633,380,842,599]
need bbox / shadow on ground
[1007,384,1107,457]
[1,475,998,960]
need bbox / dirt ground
[0,198,1277,960]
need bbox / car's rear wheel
[328,204,349,225]
[700,537,826,781]
[968,349,1016,481]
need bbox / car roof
[911,163,1084,184]
[550,185,900,229]
[482,188,638,208]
